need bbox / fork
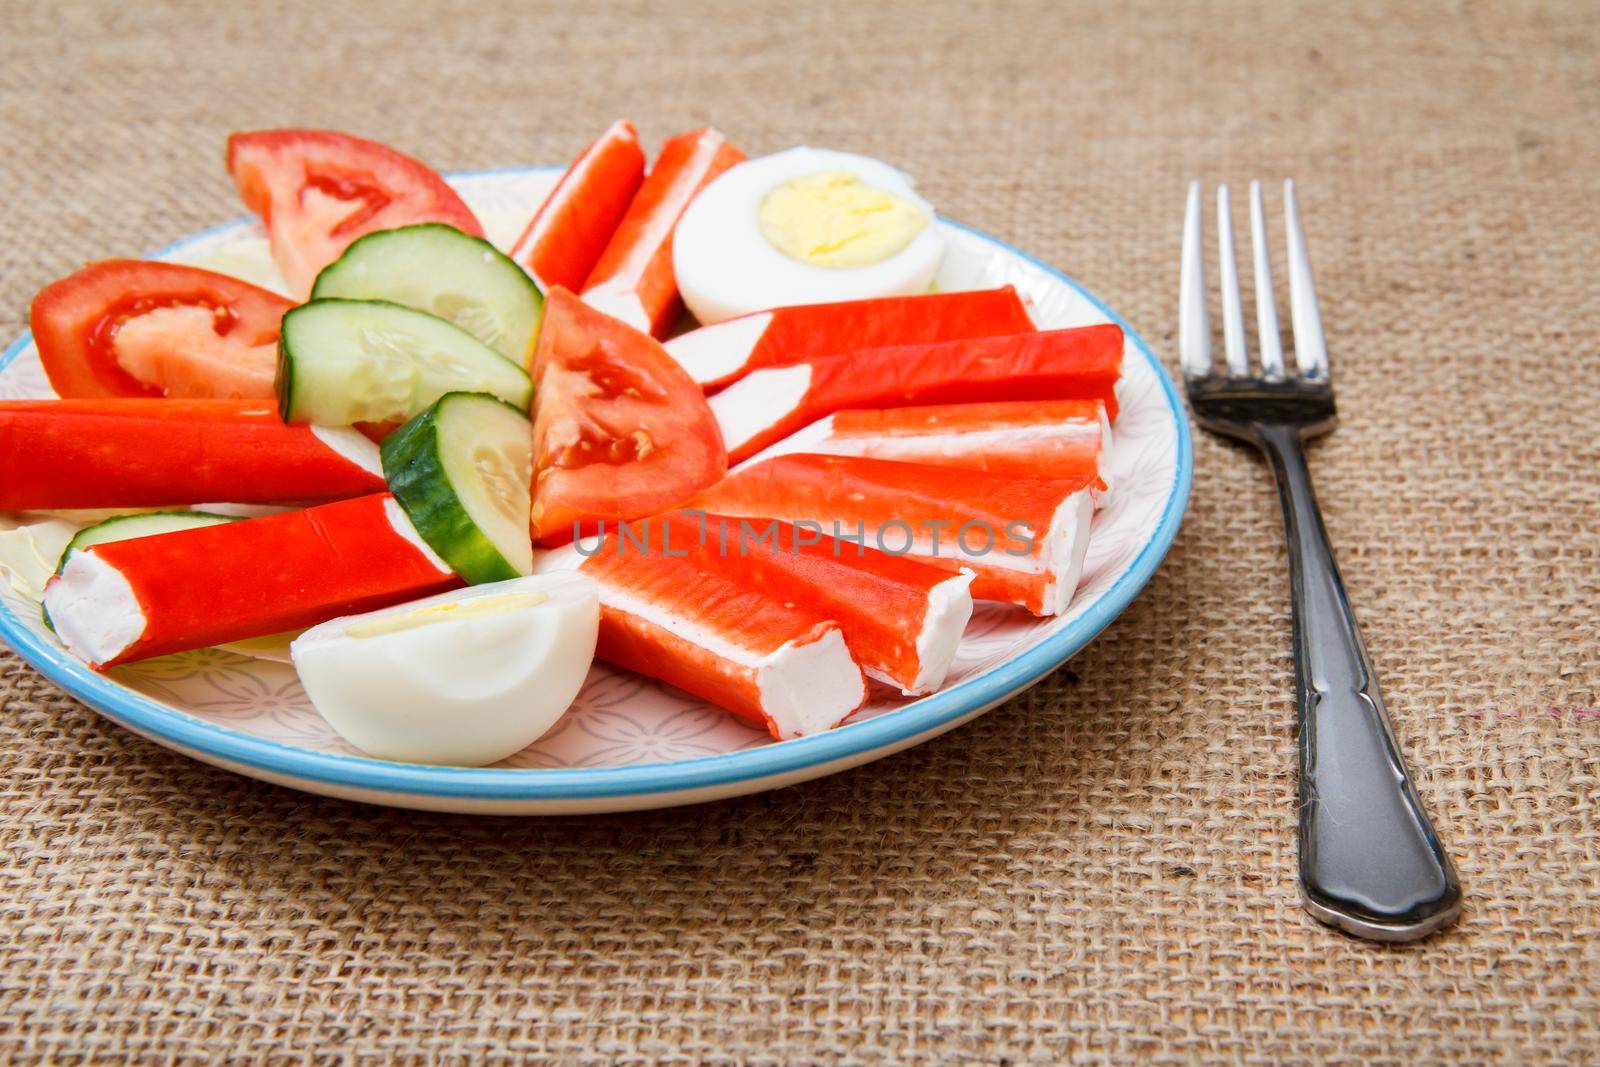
[1181,180,1462,941]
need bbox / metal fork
[1181,180,1461,941]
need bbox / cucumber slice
[45,511,240,631]
[277,299,533,426]
[381,392,533,583]
[311,224,544,367]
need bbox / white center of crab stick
[662,312,773,385]
[707,362,811,460]
[382,497,454,575]
[909,571,977,694]
[1037,490,1095,616]
[1096,404,1115,495]
[568,558,863,740]
[46,552,146,668]
[581,289,652,336]
[309,425,385,479]
[731,413,835,473]
[753,627,863,739]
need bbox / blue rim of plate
[0,168,1192,802]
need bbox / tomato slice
[530,287,726,546]
[226,129,484,298]
[29,260,294,400]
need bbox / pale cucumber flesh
[278,299,533,426]
[310,224,543,367]
[381,392,533,583]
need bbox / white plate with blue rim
[0,166,1191,814]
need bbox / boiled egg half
[289,572,599,766]
[673,147,946,324]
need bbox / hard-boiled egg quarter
[673,147,947,325]
[289,572,599,766]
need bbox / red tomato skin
[226,129,483,296]
[29,260,294,399]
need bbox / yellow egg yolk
[345,590,549,638]
[758,169,928,269]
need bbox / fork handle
[1259,424,1461,941]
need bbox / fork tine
[1216,184,1249,375]
[1284,178,1329,378]
[1180,181,1211,377]
[1249,181,1285,378]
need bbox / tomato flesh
[29,260,293,399]
[304,171,394,238]
[227,128,483,297]
[530,287,726,545]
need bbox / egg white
[673,147,947,325]
[289,572,599,766]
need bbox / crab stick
[693,454,1097,617]
[743,399,1113,502]
[551,531,867,739]
[0,399,385,510]
[629,511,973,695]
[581,127,744,337]
[709,324,1123,463]
[664,287,1037,390]
[509,119,646,293]
[43,494,460,669]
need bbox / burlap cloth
[2,1,1597,1062]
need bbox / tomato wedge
[29,260,294,400]
[226,129,484,298]
[530,287,726,546]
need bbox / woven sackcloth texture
[1,1,1597,1062]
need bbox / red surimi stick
[708,324,1124,463]
[638,511,973,696]
[509,120,646,294]
[663,286,1037,390]
[0,399,386,510]
[743,399,1113,502]
[43,494,460,669]
[581,127,745,338]
[550,530,867,739]
[692,454,1097,617]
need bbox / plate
[0,166,1191,814]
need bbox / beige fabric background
[2,1,1597,1062]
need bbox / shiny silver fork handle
[1263,423,1461,940]
[1183,181,1461,941]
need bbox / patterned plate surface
[0,167,1191,813]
